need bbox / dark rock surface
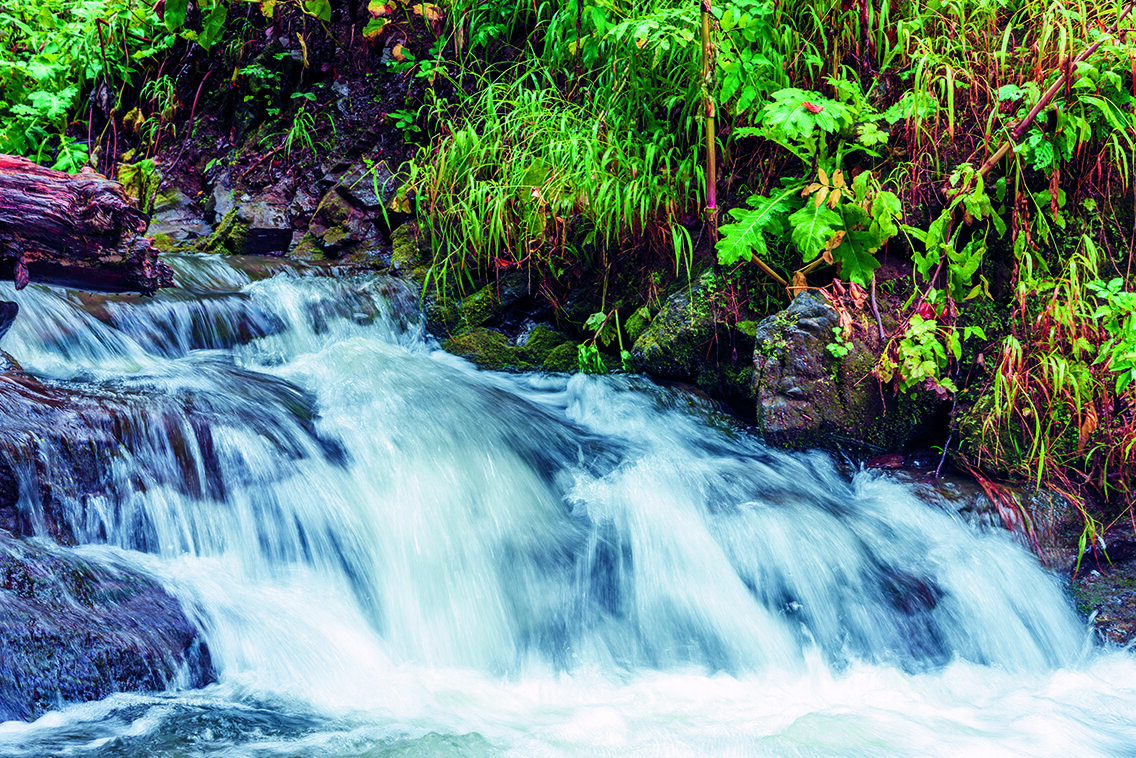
[146,188,212,246]
[752,292,940,454]
[630,272,755,415]
[0,535,213,722]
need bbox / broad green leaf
[164,0,188,32]
[788,202,842,263]
[198,3,228,49]
[716,186,798,267]
[832,230,882,286]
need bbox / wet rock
[752,292,940,454]
[333,160,397,212]
[205,170,235,224]
[389,223,429,276]
[443,328,524,371]
[201,191,293,257]
[237,195,292,256]
[146,188,212,245]
[441,322,574,373]
[0,535,214,721]
[0,301,16,342]
[630,272,755,415]
[306,190,384,261]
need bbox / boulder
[146,188,212,246]
[0,535,213,721]
[752,292,940,454]
[630,271,755,414]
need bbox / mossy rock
[289,232,328,262]
[442,328,535,372]
[520,324,573,365]
[116,158,160,215]
[630,271,717,379]
[629,271,755,414]
[624,305,652,345]
[752,292,943,454]
[390,224,428,272]
[954,388,1079,479]
[200,208,249,256]
[542,342,580,372]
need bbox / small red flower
[916,302,937,320]
[803,102,824,113]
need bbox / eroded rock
[0,535,213,722]
[752,292,940,454]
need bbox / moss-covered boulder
[146,188,212,247]
[443,328,529,371]
[630,271,756,415]
[752,292,941,454]
[441,323,574,373]
[390,223,429,275]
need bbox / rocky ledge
[0,536,213,722]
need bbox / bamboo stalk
[701,0,718,242]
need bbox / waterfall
[1,254,1134,757]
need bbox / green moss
[200,209,249,255]
[442,328,534,372]
[735,320,757,339]
[149,232,175,252]
[521,325,571,363]
[460,287,497,328]
[289,232,327,262]
[320,225,352,249]
[390,224,427,271]
[542,342,579,372]
[624,305,651,344]
[116,158,160,214]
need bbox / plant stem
[701,0,717,242]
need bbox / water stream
[1,255,1135,756]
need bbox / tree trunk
[0,155,173,294]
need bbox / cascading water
[2,254,1136,756]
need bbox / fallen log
[0,155,173,294]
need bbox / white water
[2,255,1136,757]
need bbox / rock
[0,534,213,721]
[201,192,293,257]
[237,196,292,255]
[752,292,940,454]
[631,272,718,379]
[623,305,652,345]
[205,170,235,224]
[630,271,755,415]
[335,161,397,212]
[307,190,383,260]
[443,328,526,372]
[0,301,16,343]
[146,188,212,245]
[441,322,574,373]
[390,223,429,274]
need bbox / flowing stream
[1,255,1136,756]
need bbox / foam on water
[1,255,1135,756]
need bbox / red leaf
[803,102,823,113]
[916,302,936,320]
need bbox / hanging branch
[973,0,1136,184]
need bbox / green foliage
[0,0,176,169]
[825,327,852,359]
[1089,277,1136,394]
[717,168,903,287]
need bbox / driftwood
[0,155,172,294]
